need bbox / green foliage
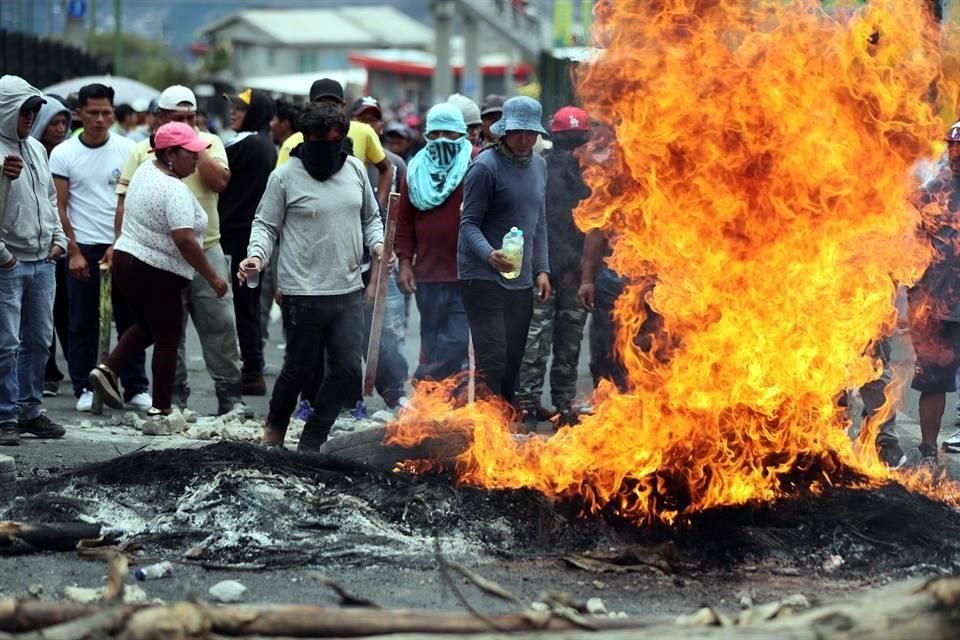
[85,33,194,89]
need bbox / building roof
[197,6,433,49]
[349,50,531,79]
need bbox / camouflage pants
[859,337,897,441]
[516,279,588,411]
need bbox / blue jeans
[0,259,55,423]
[359,270,409,407]
[590,268,628,391]
[414,282,469,381]
[66,243,148,399]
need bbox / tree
[86,33,194,89]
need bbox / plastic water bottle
[134,561,174,581]
[501,227,524,280]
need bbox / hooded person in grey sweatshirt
[30,96,72,157]
[30,94,73,395]
[0,75,68,446]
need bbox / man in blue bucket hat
[458,96,551,417]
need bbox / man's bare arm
[196,151,230,193]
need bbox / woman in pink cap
[88,122,228,416]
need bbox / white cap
[156,85,197,112]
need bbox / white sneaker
[76,390,93,412]
[942,429,960,453]
[126,392,152,411]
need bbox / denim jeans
[414,282,469,381]
[0,259,55,424]
[357,270,409,408]
[268,292,363,438]
[860,337,898,441]
[461,279,534,404]
[173,243,243,411]
[66,243,148,399]
[590,268,628,391]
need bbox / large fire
[386,0,960,524]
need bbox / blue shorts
[910,318,960,393]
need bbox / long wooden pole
[2,575,960,638]
[364,192,400,397]
[90,262,112,415]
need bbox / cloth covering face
[406,136,472,211]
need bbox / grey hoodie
[0,75,66,265]
[29,95,72,153]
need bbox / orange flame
[387,0,960,524]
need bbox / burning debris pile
[385,0,960,523]
[4,442,960,582]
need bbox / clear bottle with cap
[134,561,174,581]
[501,227,524,280]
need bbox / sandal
[88,365,123,409]
[146,407,171,418]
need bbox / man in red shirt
[395,104,472,381]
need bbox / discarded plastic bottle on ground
[501,227,523,280]
[134,561,174,581]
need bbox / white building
[197,6,434,83]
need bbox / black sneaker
[877,438,906,469]
[42,380,59,397]
[519,407,540,426]
[918,443,939,469]
[88,364,123,410]
[18,413,65,439]
[0,422,19,446]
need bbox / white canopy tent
[242,70,368,99]
[41,75,161,106]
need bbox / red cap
[551,106,590,133]
[152,122,210,153]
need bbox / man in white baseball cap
[114,84,244,415]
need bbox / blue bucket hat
[425,103,467,135]
[489,96,548,137]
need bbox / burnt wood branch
[0,576,956,638]
[0,522,106,554]
[315,422,471,473]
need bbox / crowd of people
[0,73,614,452]
[1,72,960,469]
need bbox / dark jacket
[912,173,960,321]
[219,90,277,248]
[545,148,590,278]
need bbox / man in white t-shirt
[116,85,243,415]
[49,83,150,412]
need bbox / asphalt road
[0,298,957,613]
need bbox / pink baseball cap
[151,122,210,153]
